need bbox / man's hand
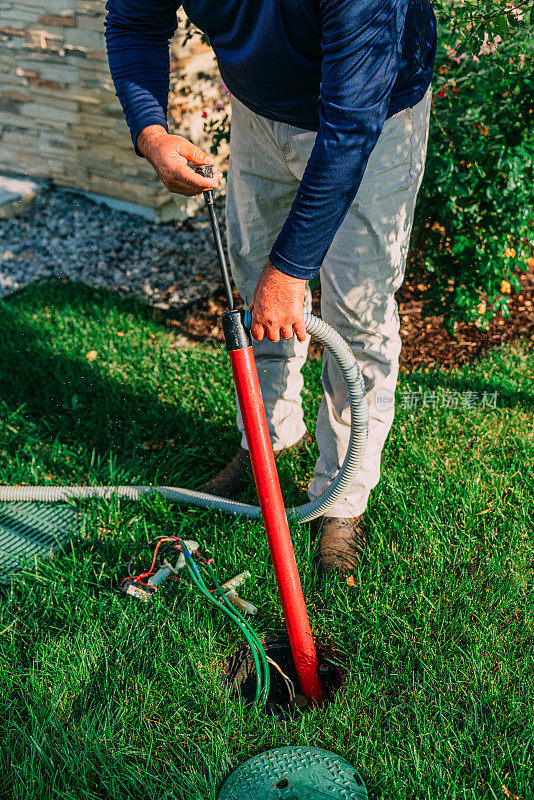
[250,262,307,343]
[136,125,223,197]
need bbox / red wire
[136,537,180,580]
[194,551,215,565]
[121,535,189,590]
[123,536,181,587]
[121,576,153,588]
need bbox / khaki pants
[225,86,432,518]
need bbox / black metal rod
[206,199,234,312]
[196,166,234,312]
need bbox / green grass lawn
[0,281,533,800]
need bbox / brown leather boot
[201,432,312,498]
[317,514,367,576]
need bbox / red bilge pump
[222,311,324,707]
[198,165,324,707]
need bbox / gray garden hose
[0,313,368,523]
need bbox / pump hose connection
[0,312,368,522]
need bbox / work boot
[201,432,312,498]
[317,514,367,576]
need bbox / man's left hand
[250,262,307,343]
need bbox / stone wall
[0,2,229,221]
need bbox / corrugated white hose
[0,313,368,523]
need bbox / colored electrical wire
[183,557,265,704]
[136,537,178,580]
[181,542,271,707]
[125,535,180,583]
[205,561,271,705]
[121,537,286,709]
[180,546,267,700]
[211,583,269,706]
[266,657,295,703]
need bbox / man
[105,0,437,576]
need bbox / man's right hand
[136,125,223,197]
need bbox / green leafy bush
[415,3,534,329]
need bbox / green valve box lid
[217,746,367,800]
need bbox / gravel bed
[0,188,223,313]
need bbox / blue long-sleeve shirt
[104,0,437,281]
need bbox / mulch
[165,262,534,373]
[396,265,534,372]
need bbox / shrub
[415,2,534,329]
